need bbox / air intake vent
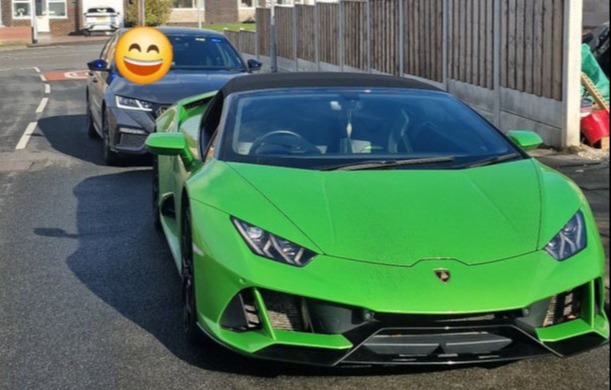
[260,290,304,332]
[220,290,261,331]
[543,286,584,327]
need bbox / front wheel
[102,112,119,166]
[181,205,203,343]
[152,158,162,231]
[86,102,98,139]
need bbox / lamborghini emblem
[435,269,451,283]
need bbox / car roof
[157,27,226,38]
[220,72,442,96]
[117,27,225,39]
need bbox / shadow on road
[37,170,507,378]
[37,115,150,167]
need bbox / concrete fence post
[366,0,372,73]
[562,0,583,148]
[339,0,345,71]
[293,4,299,71]
[238,29,244,53]
[493,0,502,128]
[399,0,405,76]
[315,0,321,71]
[442,0,449,90]
[270,0,278,73]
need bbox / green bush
[125,0,173,27]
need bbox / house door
[35,0,51,33]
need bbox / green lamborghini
[146,73,609,366]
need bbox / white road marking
[0,67,39,72]
[44,84,51,94]
[40,74,46,82]
[33,67,40,73]
[35,97,48,113]
[15,122,38,150]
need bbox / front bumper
[190,203,610,366]
[108,104,169,155]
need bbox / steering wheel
[411,121,440,141]
[249,130,321,155]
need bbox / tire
[152,158,162,231]
[181,205,203,344]
[102,111,119,166]
[86,101,98,139]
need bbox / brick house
[0,0,255,37]
[169,0,256,25]
[1,0,85,36]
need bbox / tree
[125,0,173,27]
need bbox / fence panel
[343,0,367,71]
[296,4,316,62]
[276,6,295,59]
[256,7,270,56]
[501,0,564,99]
[371,0,400,76]
[449,0,493,88]
[318,2,339,66]
[408,0,443,82]
[240,30,257,55]
[224,30,239,49]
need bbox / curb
[27,38,108,48]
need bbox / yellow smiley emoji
[115,27,173,85]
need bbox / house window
[13,0,32,19]
[48,0,67,18]
[173,0,196,8]
[239,0,255,8]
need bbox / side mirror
[146,133,195,167]
[87,59,109,72]
[508,130,543,151]
[247,59,263,72]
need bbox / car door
[88,33,118,129]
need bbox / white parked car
[83,6,121,36]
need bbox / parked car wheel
[102,111,118,166]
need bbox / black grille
[342,325,550,365]
[119,133,147,149]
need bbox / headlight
[116,95,154,111]
[545,211,587,261]
[232,218,316,267]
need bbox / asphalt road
[0,44,609,390]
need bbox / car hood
[227,159,542,266]
[112,70,246,104]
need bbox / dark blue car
[85,27,262,165]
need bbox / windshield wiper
[466,152,521,168]
[323,156,455,171]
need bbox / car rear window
[87,8,116,13]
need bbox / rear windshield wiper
[323,156,455,171]
[466,152,521,168]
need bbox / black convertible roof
[220,72,441,95]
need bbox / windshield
[168,35,245,71]
[218,88,523,170]
[87,7,116,13]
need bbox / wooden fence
[225,0,583,148]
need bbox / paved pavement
[0,43,609,390]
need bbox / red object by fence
[581,109,610,147]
